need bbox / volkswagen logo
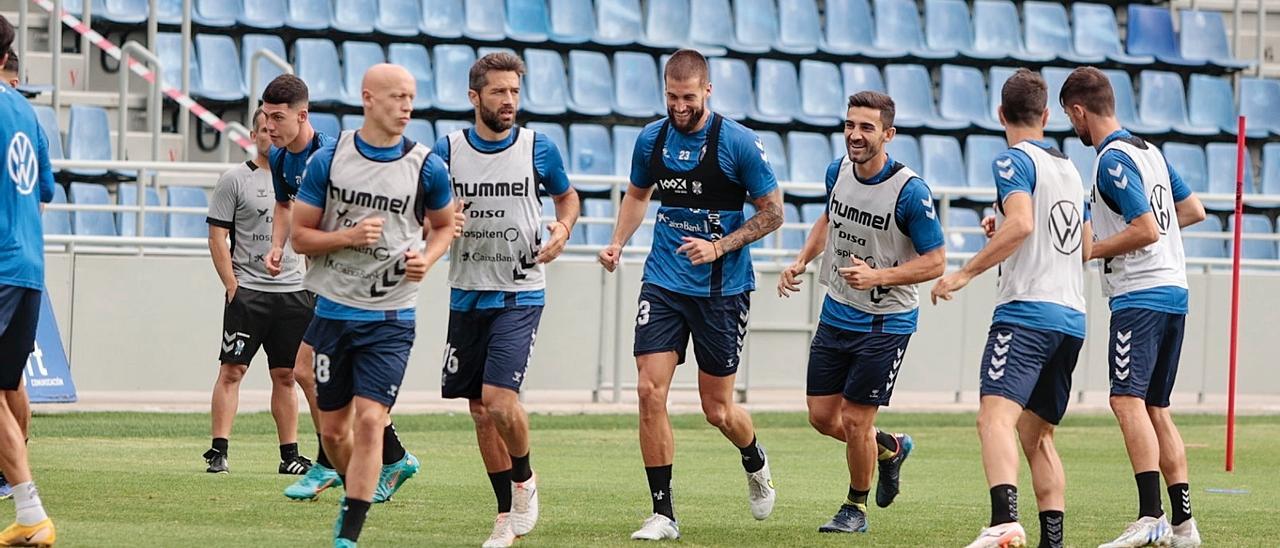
[7,132,38,196]
[1149,184,1171,235]
[1048,200,1082,255]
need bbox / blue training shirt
[1094,129,1192,315]
[630,114,778,297]
[433,126,573,311]
[270,131,337,203]
[297,131,453,321]
[0,83,57,291]
[989,140,1088,339]
[818,155,945,334]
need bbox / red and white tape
[31,0,254,152]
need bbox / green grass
[9,412,1279,547]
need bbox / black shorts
[220,288,315,368]
[633,283,750,377]
[442,305,543,400]
[978,323,1083,425]
[303,317,416,412]
[806,322,911,406]
[0,285,41,391]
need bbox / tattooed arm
[721,188,784,253]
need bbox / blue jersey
[434,127,572,311]
[990,140,1089,339]
[297,132,452,321]
[818,155,944,334]
[0,84,57,291]
[1094,129,1192,314]
[630,114,778,297]
[270,131,336,203]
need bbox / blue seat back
[293,39,342,104]
[1263,143,1280,196]
[644,0,689,47]
[842,63,885,96]
[507,0,551,40]
[884,64,939,122]
[735,0,780,51]
[388,43,435,110]
[987,66,1016,122]
[1188,74,1237,133]
[612,125,642,177]
[465,0,507,40]
[1024,1,1074,58]
[756,59,803,122]
[167,186,209,238]
[342,115,364,131]
[524,49,569,114]
[1063,138,1095,190]
[788,132,833,189]
[1072,3,1125,58]
[195,0,239,26]
[1162,143,1208,194]
[1126,5,1181,59]
[1179,10,1238,63]
[422,0,465,37]
[404,119,435,145]
[332,0,375,33]
[925,0,973,53]
[44,184,71,236]
[69,183,117,236]
[526,123,568,160]
[68,105,113,163]
[757,131,788,182]
[195,34,243,101]
[1181,215,1225,258]
[1103,70,1145,129]
[342,42,387,101]
[549,0,595,43]
[689,0,737,49]
[569,50,614,115]
[240,0,285,28]
[708,58,755,120]
[34,106,64,160]
[614,52,662,117]
[886,135,921,173]
[96,0,147,24]
[155,33,196,92]
[1207,143,1254,195]
[825,0,877,53]
[801,203,826,223]
[241,34,288,97]
[569,124,614,175]
[778,0,822,52]
[921,135,966,189]
[1228,215,1277,260]
[1042,67,1073,129]
[436,119,473,137]
[939,64,988,124]
[433,45,478,111]
[287,0,333,30]
[376,0,422,36]
[583,199,615,245]
[309,113,341,139]
[965,135,1007,188]
[972,0,1026,57]
[1139,70,1192,129]
[594,0,643,45]
[800,60,843,121]
[947,208,984,253]
[117,184,165,237]
[875,0,929,52]
[1240,78,1280,133]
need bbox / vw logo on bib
[7,131,38,196]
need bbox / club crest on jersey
[1048,200,1082,255]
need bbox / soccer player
[597,48,781,541]
[260,74,418,503]
[0,46,31,503]
[291,64,455,547]
[777,91,943,534]
[434,53,580,548]
[0,16,57,546]
[1058,68,1205,548]
[931,69,1091,548]
[202,107,314,475]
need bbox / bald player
[292,64,455,547]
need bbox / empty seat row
[46,182,209,238]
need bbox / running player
[932,69,1091,548]
[0,16,57,545]
[291,64,455,547]
[597,49,781,541]
[777,91,943,535]
[0,46,30,503]
[434,53,580,548]
[260,74,418,503]
[203,107,314,476]
[1058,67,1205,548]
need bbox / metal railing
[248,49,295,116]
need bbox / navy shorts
[633,283,750,377]
[806,322,911,406]
[302,317,416,412]
[0,285,41,391]
[979,323,1083,425]
[441,305,542,399]
[1109,308,1185,407]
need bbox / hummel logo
[994,344,1009,356]
[1108,164,1123,177]
[1115,355,1130,368]
[1182,499,1191,513]
[922,197,936,219]
[1117,330,1132,343]
[996,332,1012,344]
[999,167,1015,180]
[1116,342,1131,356]
[257,188,269,198]
[990,356,1007,368]
[996,158,1013,169]
[221,331,248,353]
[512,371,524,384]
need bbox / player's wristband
[553,220,570,234]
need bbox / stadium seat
[800,60,844,127]
[788,132,833,197]
[973,0,1053,62]
[154,0,183,25]
[612,125,642,177]
[758,131,789,184]
[523,49,569,116]
[986,66,1015,126]
[436,119,473,138]
[372,0,421,37]
[1023,1,1105,64]
[237,0,284,29]
[708,58,755,121]
[1181,215,1225,259]
[887,135,922,173]
[875,0,950,60]
[947,208,984,253]
[842,63,885,96]
[733,0,780,54]
[69,183,117,236]
[549,0,595,44]
[194,34,245,103]
[1180,10,1254,70]
[331,0,375,34]
[923,0,971,59]
[94,0,148,25]
[507,0,551,42]
[1162,142,1208,194]
[1063,137,1095,190]
[801,202,826,224]
[753,59,806,125]
[341,42,386,108]
[541,197,588,245]
[1263,143,1280,197]
[286,0,333,31]
[1206,142,1254,208]
[193,0,238,27]
[1139,71,1219,137]
[1227,215,1278,261]
[830,133,844,159]
[884,64,967,131]
[1239,78,1280,137]
[921,135,966,189]
[777,0,821,55]
[688,0,746,55]
[939,64,1000,131]
[166,186,208,239]
[241,34,288,99]
[309,113,341,139]
[965,135,1007,188]
[66,105,112,177]
[464,0,506,41]
[1104,70,1169,135]
[434,45,478,112]
[614,52,662,118]
[630,202,660,247]
[388,43,435,111]
[582,199,615,245]
[1187,75,1239,136]
[117,184,165,238]
[780,203,805,250]
[1126,5,1203,67]
[1072,3,1154,66]
[421,0,465,38]
[525,123,567,160]
[292,39,342,106]
[342,115,363,131]
[569,123,614,191]
[824,0,900,57]
[567,50,614,117]
[593,0,644,46]
[1041,67,1073,133]
[641,0,689,49]
[34,106,64,162]
[43,184,71,236]
[155,33,195,93]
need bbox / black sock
[645,465,675,521]
[845,486,869,510]
[989,484,1018,526]
[382,423,406,465]
[338,498,371,541]
[279,443,299,461]
[489,470,514,513]
[737,436,766,474]
[1136,471,1163,518]
[1168,483,1192,525]
[510,452,532,483]
[1039,510,1064,548]
[316,433,333,469]
[875,430,899,460]
[212,437,228,455]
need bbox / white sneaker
[511,472,539,536]
[964,522,1028,548]
[1098,515,1173,548]
[482,513,515,548]
[630,513,680,541]
[745,450,776,520]
[1171,517,1202,548]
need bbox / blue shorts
[806,322,911,406]
[302,317,416,412]
[633,283,750,377]
[1109,308,1185,407]
[979,323,1083,425]
[0,286,41,391]
[441,305,542,399]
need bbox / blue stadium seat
[920,135,966,189]
[1263,143,1280,197]
[541,197,587,245]
[642,0,689,49]
[507,0,551,42]
[436,119,473,138]
[801,203,826,223]
[758,131,789,184]
[753,59,804,125]
[733,0,780,54]
[388,44,434,111]
[44,184,71,236]
[34,106,64,162]
[842,63,885,96]
[1139,71,1218,137]
[309,113,341,139]
[923,0,972,59]
[1023,1,1105,64]
[612,125,642,177]
[341,42,385,107]
[569,123,614,191]
[875,0,950,60]
[594,0,643,46]
[1103,70,1169,135]
[800,60,844,127]
[1126,5,1203,67]
[986,66,1015,126]
[780,202,804,250]
[629,202,660,247]
[1188,75,1239,136]
[194,35,245,103]
[194,0,239,27]
[1206,142,1254,208]
[1240,78,1280,137]
[69,183,117,236]
[117,184,165,237]
[583,199,615,245]
[1162,142,1208,194]
[524,49,569,116]
[1042,67,1073,133]
[1227,215,1277,261]
[567,50,614,117]
[166,186,208,239]
[293,39,343,106]
[788,132,832,197]
[67,105,112,177]
[373,0,421,37]
[238,0,285,30]
[421,0,465,38]
[965,135,1007,188]
[939,64,1000,131]
[884,64,967,130]
[434,45,478,112]
[1180,10,1254,70]
[947,208,984,253]
[777,0,821,55]
[1181,215,1225,259]
[824,0,899,57]
[614,52,662,118]
[688,0,740,55]
[549,0,595,44]
[830,133,844,159]
[1072,3,1154,66]
[94,0,147,25]
[155,0,182,25]
[525,123,567,160]
[286,0,332,31]
[887,135,921,173]
[241,34,288,98]
[465,0,507,41]
[155,33,195,93]
[972,0,1053,63]
[708,58,754,121]
[1063,137,1095,190]
[342,115,364,131]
